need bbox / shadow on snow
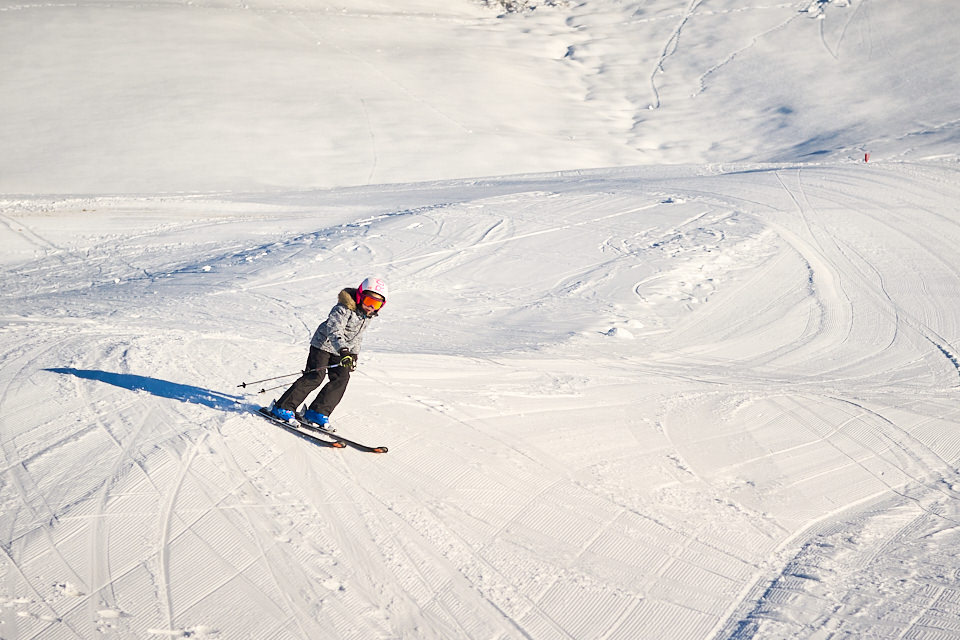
[46,368,248,413]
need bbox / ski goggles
[359,292,385,310]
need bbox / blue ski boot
[302,409,329,428]
[270,404,295,422]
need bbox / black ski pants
[276,347,350,415]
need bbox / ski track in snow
[2,162,960,638]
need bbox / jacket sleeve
[323,304,353,353]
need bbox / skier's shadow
[46,368,247,413]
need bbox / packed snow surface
[2,0,960,639]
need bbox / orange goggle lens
[360,293,385,310]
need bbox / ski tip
[372,447,388,454]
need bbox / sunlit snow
[2,1,960,639]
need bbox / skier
[270,277,388,427]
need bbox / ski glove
[339,348,358,371]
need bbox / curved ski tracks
[704,165,960,638]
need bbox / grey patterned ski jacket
[310,288,375,355]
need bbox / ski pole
[250,364,344,394]
[255,382,292,394]
[237,364,341,389]
[237,371,302,389]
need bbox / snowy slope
[5,162,960,639]
[3,0,960,639]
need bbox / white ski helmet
[357,277,388,305]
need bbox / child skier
[270,277,388,426]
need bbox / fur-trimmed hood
[339,287,359,311]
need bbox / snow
[2,0,960,638]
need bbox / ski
[297,415,389,454]
[257,407,347,448]
[256,408,388,454]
